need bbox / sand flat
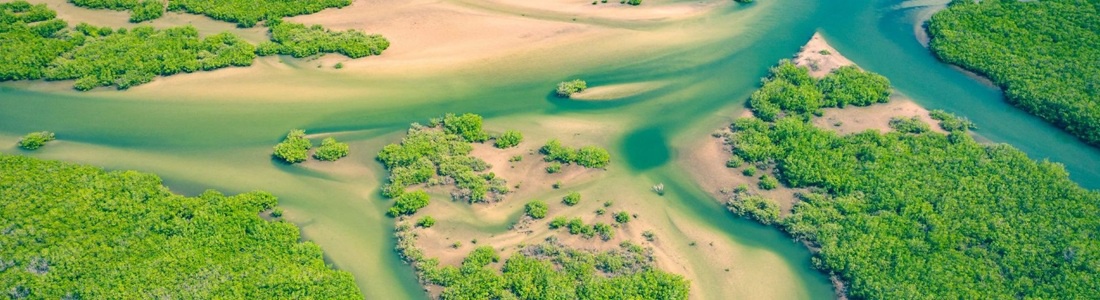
[570,81,669,101]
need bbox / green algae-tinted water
[3,0,1099,299]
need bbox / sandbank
[569,81,668,101]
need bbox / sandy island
[684,33,945,213]
[679,32,958,299]
[392,114,815,299]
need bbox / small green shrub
[389,190,430,216]
[742,166,757,176]
[525,200,548,219]
[593,223,614,241]
[549,216,569,229]
[17,131,55,150]
[273,129,311,164]
[417,216,436,228]
[541,139,576,163]
[759,174,779,190]
[555,79,587,97]
[727,195,780,225]
[546,162,562,174]
[614,211,631,224]
[540,140,611,168]
[575,146,611,168]
[313,137,349,161]
[494,130,523,148]
[442,113,489,142]
[726,156,743,168]
[929,109,977,132]
[889,116,931,134]
[562,191,581,206]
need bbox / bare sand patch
[288,0,596,69]
[792,32,856,78]
[570,81,668,101]
[679,130,804,213]
[813,94,947,135]
[456,0,723,22]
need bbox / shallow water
[3,0,1099,299]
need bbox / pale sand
[680,131,805,213]
[792,33,856,78]
[570,81,668,101]
[284,0,731,75]
[813,94,948,135]
[456,0,722,22]
[288,0,585,67]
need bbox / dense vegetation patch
[376,116,507,203]
[928,0,1100,146]
[257,19,389,59]
[726,192,779,225]
[724,61,1100,298]
[562,191,582,206]
[540,139,612,168]
[555,79,588,97]
[1,1,254,90]
[314,137,350,161]
[70,0,352,27]
[17,131,55,150]
[0,154,361,298]
[494,130,523,149]
[53,24,255,91]
[0,2,80,81]
[929,109,976,132]
[389,190,431,217]
[272,129,312,164]
[749,61,890,121]
[524,200,549,219]
[440,113,490,143]
[1,1,386,90]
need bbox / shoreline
[681,32,957,299]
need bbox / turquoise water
[2,0,1098,299]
